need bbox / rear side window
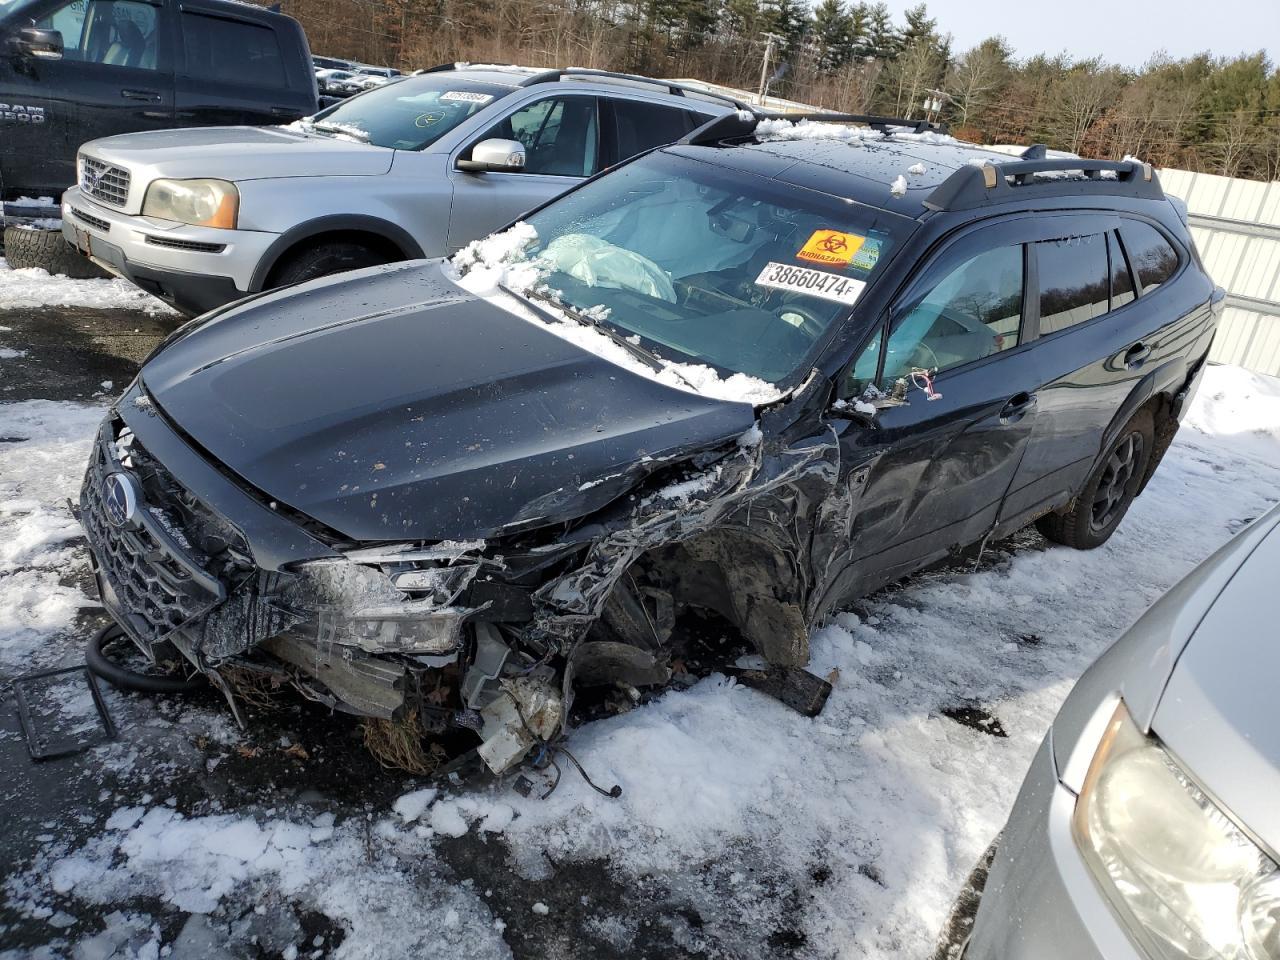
[1036,234,1109,334]
[182,13,285,87]
[609,100,699,164]
[1119,222,1179,293]
[1108,232,1135,309]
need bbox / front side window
[1119,221,1178,293]
[1037,234,1109,334]
[309,76,510,150]
[479,96,599,177]
[516,151,909,385]
[39,0,160,70]
[182,13,282,86]
[849,244,1023,391]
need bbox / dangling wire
[503,689,622,800]
[910,367,942,401]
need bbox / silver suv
[60,65,737,315]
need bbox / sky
[879,0,1279,68]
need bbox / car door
[829,227,1042,595]
[174,6,307,127]
[1,0,175,198]
[997,217,1165,526]
[446,94,601,252]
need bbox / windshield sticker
[440,90,494,104]
[755,262,866,305]
[415,112,446,127]
[796,230,866,267]
[850,237,882,272]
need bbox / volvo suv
[60,64,739,315]
[77,113,1220,778]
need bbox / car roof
[669,134,1015,220]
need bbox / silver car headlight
[1075,701,1280,959]
[141,178,239,229]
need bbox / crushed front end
[80,376,849,778]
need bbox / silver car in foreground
[60,65,735,315]
[968,501,1280,959]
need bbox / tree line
[281,0,1280,180]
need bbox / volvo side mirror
[457,138,526,173]
[16,27,63,59]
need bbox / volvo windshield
[309,76,513,150]
[518,151,913,385]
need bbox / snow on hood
[448,224,784,406]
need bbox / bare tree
[945,37,1011,127]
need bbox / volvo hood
[1152,514,1280,858]
[140,262,755,542]
[82,125,394,188]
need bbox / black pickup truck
[1,0,316,274]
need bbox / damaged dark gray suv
[79,113,1221,777]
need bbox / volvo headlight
[141,178,238,229]
[1075,702,1280,959]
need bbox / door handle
[1000,392,1038,424]
[1124,342,1151,368]
[121,88,162,102]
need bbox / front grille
[80,155,130,208]
[70,206,110,232]
[145,235,226,253]
[81,421,227,647]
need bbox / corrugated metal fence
[1159,169,1280,376]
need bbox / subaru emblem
[103,472,139,527]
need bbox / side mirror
[457,138,526,173]
[16,26,63,59]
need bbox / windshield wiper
[311,121,371,143]
[517,287,696,385]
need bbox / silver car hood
[1153,519,1280,857]
[80,126,393,213]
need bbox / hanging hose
[85,623,207,695]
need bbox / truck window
[38,0,161,70]
[181,12,285,87]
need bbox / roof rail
[679,110,947,148]
[760,112,948,135]
[925,156,1162,211]
[519,68,752,110]
[412,62,526,76]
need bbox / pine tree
[860,2,899,60]
[811,0,855,70]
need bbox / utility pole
[758,32,785,105]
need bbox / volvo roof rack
[925,150,1162,211]
[519,68,753,110]
[680,110,946,148]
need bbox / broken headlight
[288,556,480,656]
[1075,702,1280,959]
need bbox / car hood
[1152,518,1280,857]
[139,262,755,543]
[84,126,393,189]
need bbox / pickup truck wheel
[3,225,108,279]
[1036,408,1155,550]
[270,241,388,287]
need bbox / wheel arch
[251,215,425,291]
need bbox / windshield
[519,151,911,385]
[310,77,512,150]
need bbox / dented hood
[141,262,755,542]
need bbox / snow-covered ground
[2,314,1278,957]
[0,258,174,314]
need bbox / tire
[269,241,388,287]
[3,225,108,279]
[1036,408,1155,550]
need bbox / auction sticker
[441,90,494,104]
[796,229,865,267]
[755,262,866,305]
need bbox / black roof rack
[925,153,1163,211]
[519,69,752,111]
[680,110,946,148]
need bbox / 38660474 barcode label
[754,261,866,305]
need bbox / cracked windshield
[519,151,910,384]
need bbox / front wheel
[269,241,389,287]
[1036,408,1154,550]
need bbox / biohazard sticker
[756,262,866,305]
[440,90,494,104]
[796,229,866,267]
